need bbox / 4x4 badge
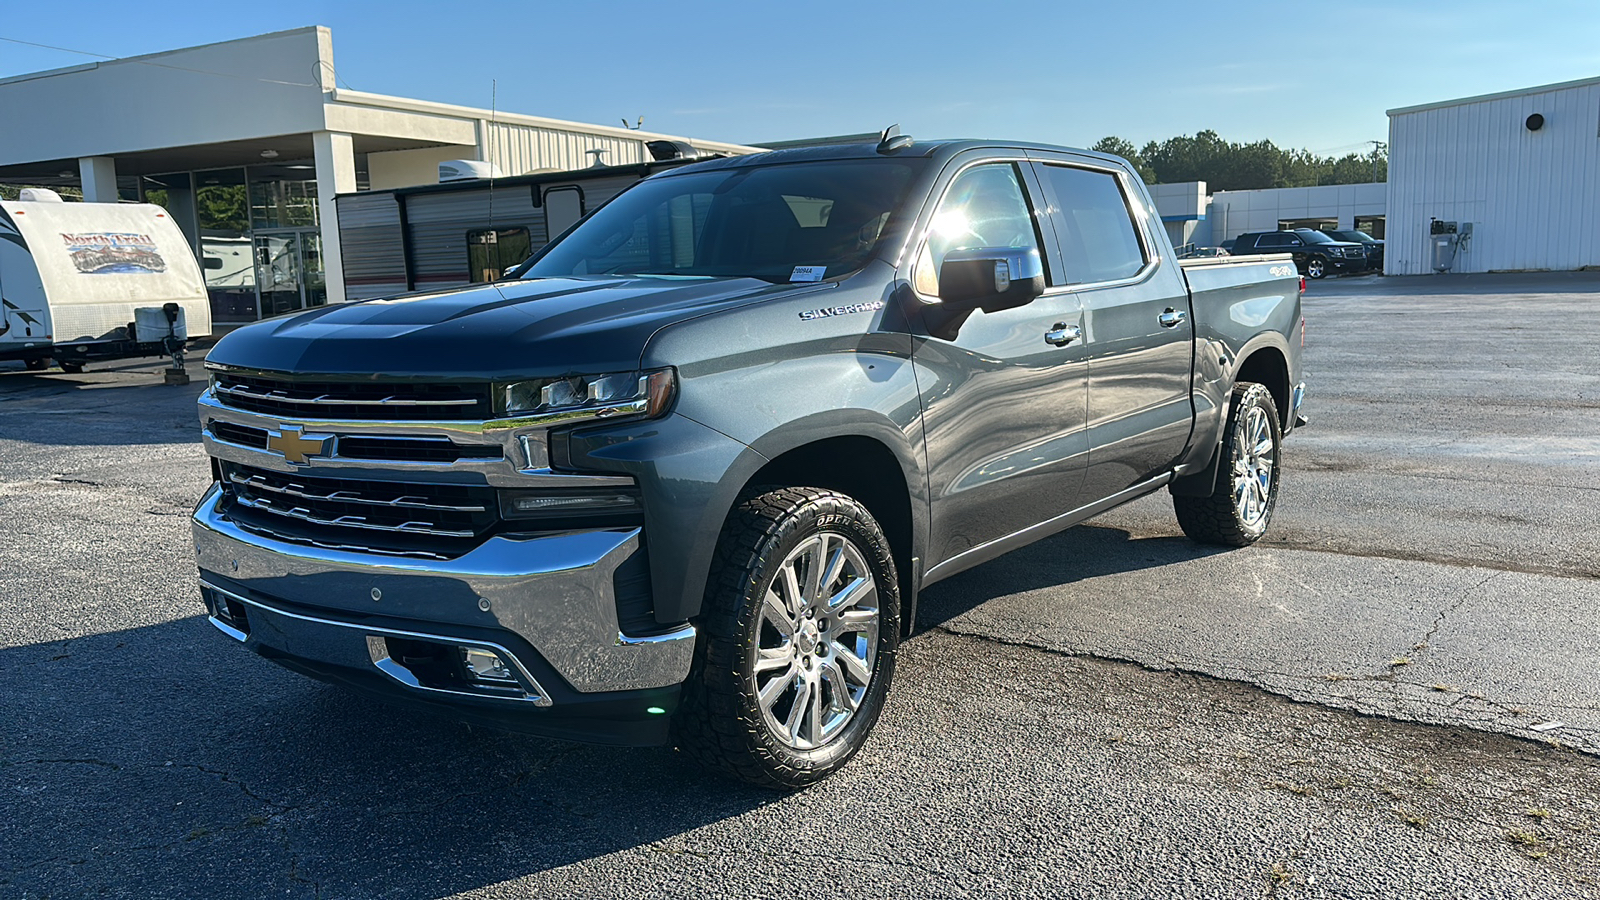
[266,426,332,465]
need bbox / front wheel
[673,486,899,789]
[1173,382,1282,546]
[58,361,85,374]
[1306,256,1328,279]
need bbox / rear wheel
[1173,382,1282,547]
[673,486,899,789]
[58,361,85,374]
[23,358,48,371]
[1306,256,1328,279]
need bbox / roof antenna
[877,124,913,154]
[487,79,497,228]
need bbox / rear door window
[1036,164,1148,285]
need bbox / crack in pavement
[932,624,1600,760]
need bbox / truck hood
[206,276,829,379]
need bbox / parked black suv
[1319,229,1384,270]
[1229,228,1367,278]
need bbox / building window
[249,165,319,230]
[195,168,257,322]
[467,227,532,282]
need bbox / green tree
[1089,136,1156,183]
[1128,132,1387,190]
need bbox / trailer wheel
[673,486,899,789]
[59,361,85,374]
[24,358,49,371]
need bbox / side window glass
[915,163,1042,298]
[1039,164,1147,284]
[1259,233,1288,248]
[466,227,531,283]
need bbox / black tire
[58,361,85,374]
[1306,255,1328,279]
[673,486,900,789]
[1173,382,1282,547]
[23,358,48,371]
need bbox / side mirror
[937,247,1045,314]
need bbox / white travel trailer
[0,194,211,372]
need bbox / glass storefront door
[253,230,327,317]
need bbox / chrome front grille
[204,420,502,464]
[211,371,495,421]
[220,462,498,557]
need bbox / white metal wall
[1208,183,1387,247]
[1386,79,1600,275]
[486,123,648,175]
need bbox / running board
[922,473,1176,586]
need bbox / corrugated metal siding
[406,186,543,288]
[486,122,648,175]
[1387,81,1600,274]
[335,192,408,299]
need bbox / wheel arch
[1234,342,1291,429]
[740,417,927,636]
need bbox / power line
[0,34,317,87]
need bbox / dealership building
[0,27,753,321]
[1384,75,1600,275]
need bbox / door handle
[1044,323,1081,347]
[1158,308,1188,329]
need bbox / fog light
[461,647,516,683]
[500,489,641,520]
[512,494,636,514]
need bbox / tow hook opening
[366,636,536,701]
[202,585,251,641]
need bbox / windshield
[522,159,925,283]
[1299,230,1336,244]
[1333,230,1376,243]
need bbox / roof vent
[18,188,65,202]
[439,160,504,183]
[877,124,913,154]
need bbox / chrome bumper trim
[192,484,697,694]
[202,578,554,706]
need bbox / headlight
[501,368,676,420]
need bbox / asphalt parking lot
[4,272,1600,899]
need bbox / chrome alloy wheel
[1232,405,1277,528]
[755,532,880,750]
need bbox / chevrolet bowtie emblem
[266,426,332,465]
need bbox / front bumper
[192,484,697,744]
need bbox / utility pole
[1368,140,1388,182]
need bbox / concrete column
[313,131,356,305]
[79,157,119,203]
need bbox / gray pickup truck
[192,133,1305,787]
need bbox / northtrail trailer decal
[59,232,167,275]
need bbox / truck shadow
[914,522,1234,632]
[8,525,1225,898]
[3,615,774,899]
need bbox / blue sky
[3,1,1597,156]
